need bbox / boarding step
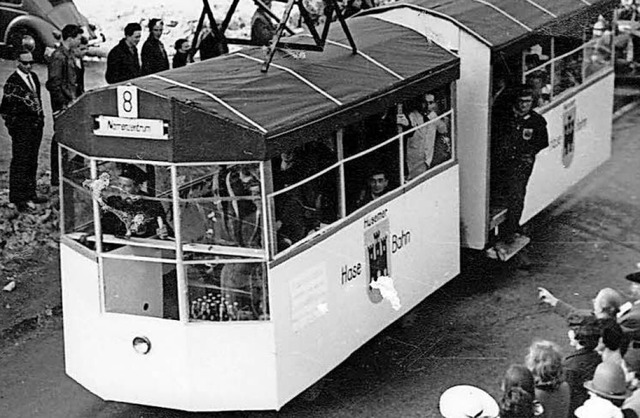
[486,234,531,262]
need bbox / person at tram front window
[141,18,169,76]
[491,85,548,245]
[105,23,142,84]
[100,164,170,239]
[356,167,390,208]
[251,0,276,46]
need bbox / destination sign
[93,115,169,140]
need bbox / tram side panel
[521,71,614,224]
[268,167,460,407]
[372,9,492,250]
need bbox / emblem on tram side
[364,219,391,304]
[562,102,576,168]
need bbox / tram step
[486,234,531,262]
[489,207,508,230]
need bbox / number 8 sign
[117,86,138,118]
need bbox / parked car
[0,0,104,61]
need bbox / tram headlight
[132,336,152,355]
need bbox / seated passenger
[101,164,170,239]
[356,168,390,208]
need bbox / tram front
[56,16,460,412]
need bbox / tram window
[91,162,174,243]
[61,148,93,242]
[553,46,583,97]
[186,259,268,321]
[177,163,264,250]
[399,89,453,183]
[271,139,339,253]
[103,260,179,320]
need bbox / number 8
[122,90,133,113]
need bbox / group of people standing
[439,272,640,418]
[1,24,88,212]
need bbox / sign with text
[93,116,169,140]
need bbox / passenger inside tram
[100,164,171,240]
[355,167,390,208]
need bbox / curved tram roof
[57,16,459,162]
[364,0,617,51]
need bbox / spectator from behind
[563,314,603,415]
[597,320,630,366]
[251,0,276,46]
[106,23,142,84]
[172,38,190,69]
[525,340,571,418]
[439,385,499,418]
[576,362,631,417]
[499,364,543,418]
[0,49,46,211]
[538,286,624,321]
[622,349,640,415]
[141,18,169,76]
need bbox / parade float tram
[56,16,460,411]
[363,0,617,257]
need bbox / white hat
[439,385,499,418]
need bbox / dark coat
[0,71,44,128]
[492,107,549,167]
[141,37,169,76]
[46,45,78,112]
[105,39,141,84]
[172,51,188,69]
[619,302,640,340]
[251,9,276,46]
[563,348,601,415]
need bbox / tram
[56,15,461,411]
[363,0,617,255]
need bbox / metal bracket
[190,0,358,73]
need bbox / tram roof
[364,0,617,52]
[57,16,459,162]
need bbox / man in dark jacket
[46,24,83,187]
[563,314,602,415]
[491,85,549,244]
[141,18,169,76]
[0,50,46,211]
[105,23,142,84]
[251,0,276,46]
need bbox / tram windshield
[61,149,269,322]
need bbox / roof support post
[262,0,298,72]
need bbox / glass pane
[553,49,584,97]
[103,259,179,320]
[178,164,264,250]
[271,167,340,253]
[61,149,94,241]
[524,42,551,72]
[187,262,268,321]
[89,161,174,241]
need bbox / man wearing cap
[617,272,640,360]
[563,314,603,415]
[101,164,169,239]
[491,85,548,246]
[575,362,631,417]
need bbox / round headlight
[132,336,151,355]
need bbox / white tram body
[57,16,461,411]
[366,0,616,249]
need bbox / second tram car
[364,0,617,253]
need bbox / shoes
[30,195,48,204]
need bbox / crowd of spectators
[439,272,640,418]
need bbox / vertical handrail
[549,37,556,101]
[90,159,106,313]
[336,129,346,219]
[171,165,189,324]
[397,104,405,185]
